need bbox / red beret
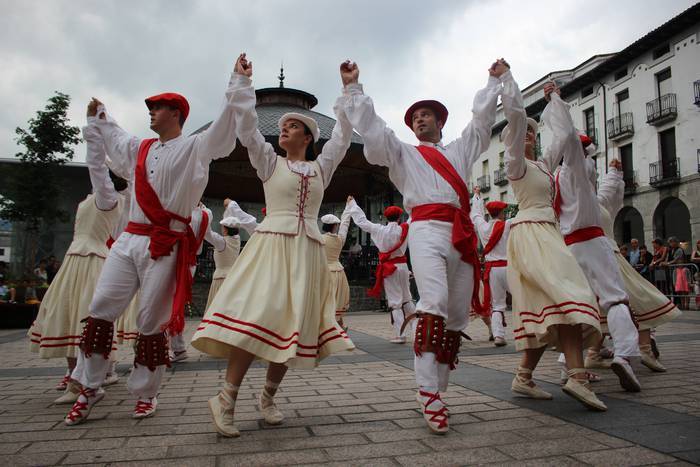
[261,207,267,216]
[579,134,593,148]
[145,93,190,122]
[404,100,448,129]
[485,200,508,217]
[384,206,404,219]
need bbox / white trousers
[385,264,414,337]
[71,233,177,399]
[488,265,508,339]
[170,332,187,353]
[409,220,473,393]
[569,237,639,358]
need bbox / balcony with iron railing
[494,167,508,186]
[646,93,677,125]
[649,158,680,187]
[623,170,637,195]
[607,113,634,140]
[694,80,700,107]
[477,174,491,192]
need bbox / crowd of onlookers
[619,237,700,310]
[0,257,61,304]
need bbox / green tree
[0,91,81,274]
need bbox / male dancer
[345,197,415,343]
[470,187,510,347]
[341,58,511,433]
[546,83,641,392]
[65,54,246,425]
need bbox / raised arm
[598,160,625,217]
[346,198,383,237]
[469,190,490,246]
[541,90,582,173]
[223,199,259,235]
[500,67,528,180]
[193,55,259,165]
[83,111,119,211]
[90,99,140,176]
[340,61,405,169]
[338,199,353,243]
[452,60,506,168]
[231,54,277,181]
[201,206,226,252]
[316,96,353,188]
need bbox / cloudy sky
[0,0,696,162]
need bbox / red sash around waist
[127,138,196,335]
[367,223,409,298]
[482,260,507,316]
[563,226,605,246]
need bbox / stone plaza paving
[0,310,699,466]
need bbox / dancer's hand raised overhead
[340,60,359,86]
[235,53,253,77]
[489,58,510,78]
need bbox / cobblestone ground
[0,310,698,466]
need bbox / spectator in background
[46,256,59,284]
[0,260,9,282]
[628,238,640,267]
[34,259,48,285]
[637,244,653,281]
[650,238,669,294]
[666,236,690,309]
[619,244,630,262]
[692,240,700,266]
[9,278,37,303]
[0,277,8,301]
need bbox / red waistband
[564,226,605,246]
[410,203,459,223]
[484,260,507,267]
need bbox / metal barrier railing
[646,262,699,311]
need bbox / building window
[620,144,634,192]
[583,107,595,142]
[0,248,4,256]
[614,68,628,81]
[652,43,670,60]
[581,86,594,98]
[659,128,676,164]
[500,191,507,201]
[616,89,630,115]
[498,151,505,167]
[482,159,489,177]
[656,68,672,97]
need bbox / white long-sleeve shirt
[329,205,352,243]
[342,72,512,212]
[197,206,226,253]
[92,71,245,232]
[223,201,259,235]
[543,94,601,235]
[83,124,120,211]
[346,199,407,257]
[597,167,624,219]
[234,75,352,187]
[470,195,510,262]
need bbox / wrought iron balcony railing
[477,174,491,192]
[649,158,680,187]
[646,93,677,124]
[623,170,637,195]
[607,113,634,140]
[493,168,508,186]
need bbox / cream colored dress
[115,294,139,346]
[192,158,355,368]
[597,169,681,330]
[323,208,352,315]
[29,194,121,358]
[205,235,241,310]
[506,160,602,351]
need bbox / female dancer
[320,203,352,330]
[191,55,355,437]
[502,73,605,410]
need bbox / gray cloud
[0,0,695,160]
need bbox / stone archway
[614,206,645,246]
[653,196,692,243]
